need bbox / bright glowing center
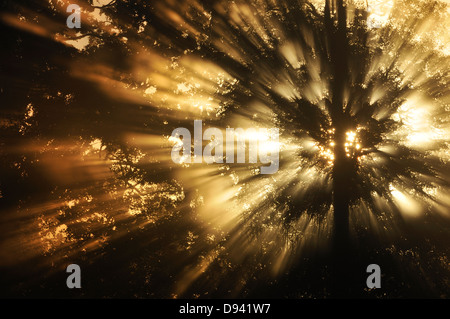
[345,130,362,158]
[317,129,363,164]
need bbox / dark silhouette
[0,0,449,298]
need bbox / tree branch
[90,0,117,9]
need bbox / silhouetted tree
[0,0,449,298]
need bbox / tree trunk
[326,0,350,247]
[330,130,355,297]
[332,133,351,250]
[325,0,354,297]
